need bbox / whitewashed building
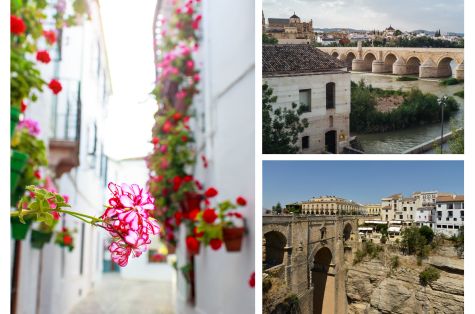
[434,195,464,237]
[263,44,351,153]
[11,1,112,313]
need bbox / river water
[351,72,464,154]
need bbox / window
[326,82,335,109]
[329,115,334,128]
[461,210,464,217]
[437,225,441,228]
[399,215,403,219]
[448,211,453,217]
[302,136,309,149]
[299,89,311,112]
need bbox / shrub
[419,266,440,286]
[390,256,400,270]
[419,226,434,243]
[454,90,464,98]
[440,78,463,86]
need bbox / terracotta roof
[437,195,464,202]
[263,45,347,76]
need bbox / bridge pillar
[419,58,438,78]
[351,59,366,71]
[392,58,407,75]
[371,60,386,73]
[455,61,464,80]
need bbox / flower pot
[10,150,29,192]
[166,243,176,254]
[30,230,53,249]
[11,186,25,207]
[181,192,202,213]
[11,217,31,240]
[11,107,21,138]
[222,227,245,252]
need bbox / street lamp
[437,96,448,154]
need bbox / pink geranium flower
[18,118,41,136]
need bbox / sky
[100,0,157,160]
[263,0,464,33]
[263,161,464,208]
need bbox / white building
[155,0,255,313]
[434,195,464,237]
[414,207,435,229]
[12,1,112,313]
[263,44,351,153]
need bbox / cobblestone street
[71,274,174,314]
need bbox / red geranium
[52,211,61,220]
[43,30,57,45]
[172,112,182,121]
[162,120,172,133]
[63,235,73,246]
[204,187,218,198]
[174,212,183,225]
[11,16,26,35]
[152,137,159,145]
[236,196,247,206]
[21,100,27,113]
[209,238,222,250]
[249,272,255,288]
[48,79,62,94]
[186,236,200,254]
[202,208,217,224]
[36,50,51,64]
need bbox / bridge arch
[344,51,356,70]
[406,56,422,75]
[331,51,339,58]
[263,231,287,269]
[384,53,397,73]
[437,56,457,77]
[343,223,353,241]
[363,52,377,71]
[312,246,334,314]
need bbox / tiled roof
[268,18,289,25]
[263,45,347,75]
[437,195,464,202]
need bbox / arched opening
[363,53,376,71]
[312,247,333,314]
[384,53,397,73]
[331,52,339,58]
[406,57,421,75]
[346,52,356,70]
[264,231,286,269]
[438,57,456,77]
[325,130,337,154]
[343,223,352,241]
[326,82,335,109]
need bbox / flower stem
[56,209,103,223]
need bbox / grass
[454,90,464,98]
[440,78,464,86]
[396,76,418,81]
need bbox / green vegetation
[353,242,383,265]
[440,78,463,86]
[401,226,433,260]
[262,84,309,154]
[396,76,418,81]
[262,33,278,44]
[272,202,282,214]
[350,80,459,133]
[419,266,440,286]
[317,36,463,48]
[454,90,464,98]
[451,226,464,257]
[390,256,400,270]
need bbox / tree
[339,37,350,46]
[419,225,434,243]
[394,30,402,36]
[448,118,464,154]
[272,202,282,214]
[262,84,309,154]
[401,226,428,256]
[263,33,278,44]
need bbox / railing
[51,80,81,142]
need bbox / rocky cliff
[346,252,464,314]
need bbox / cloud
[263,0,464,33]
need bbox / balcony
[49,81,81,178]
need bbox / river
[351,72,464,154]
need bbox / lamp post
[437,96,448,154]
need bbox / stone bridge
[319,45,464,79]
[263,214,362,314]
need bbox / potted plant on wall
[221,197,247,252]
[54,227,75,252]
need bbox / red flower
[186,236,200,254]
[172,112,182,121]
[48,79,62,94]
[152,137,159,145]
[172,176,182,191]
[43,30,57,45]
[174,212,183,225]
[195,180,203,190]
[193,227,204,238]
[63,235,73,246]
[204,187,218,198]
[36,50,51,64]
[202,208,217,224]
[201,155,208,168]
[181,135,188,142]
[188,209,200,221]
[209,238,222,250]
[52,211,60,220]
[236,196,247,206]
[162,120,172,133]
[192,15,202,30]
[183,175,193,183]
[249,272,255,288]
[21,100,27,113]
[34,170,42,179]
[11,16,26,35]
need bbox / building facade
[363,204,382,216]
[265,12,315,44]
[263,44,351,153]
[301,196,362,215]
[434,195,464,236]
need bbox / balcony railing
[49,80,81,178]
